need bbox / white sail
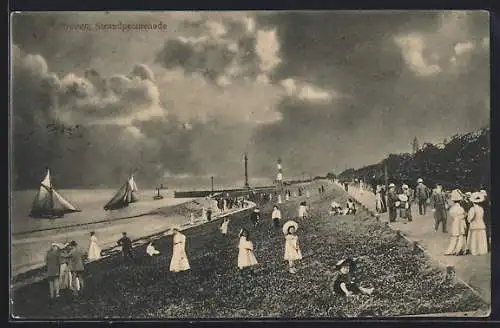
[30,168,81,218]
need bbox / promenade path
[341,183,491,305]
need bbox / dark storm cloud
[250,11,489,174]
[11,12,490,188]
[155,38,237,82]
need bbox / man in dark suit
[68,240,85,295]
[117,232,133,261]
[387,183,399,222]
[415,178,430,216]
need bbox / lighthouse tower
[276,158,284,203]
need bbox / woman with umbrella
[283,220,302,274]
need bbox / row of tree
[338,127,490,192]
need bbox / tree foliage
[338,128,490,191]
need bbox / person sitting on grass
[146,242,160,256]
[329,200,342,215]
[283,221,302,274]
[330,258,374,297]
[346,199,357,215]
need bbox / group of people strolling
[370,177,489,256]
[45,240,86,300]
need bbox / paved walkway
[340,183,491,305]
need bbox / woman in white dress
[201,207,207,222]
[87,231,102,262]
[220,218,230,235]
[169,227,190,272]
[375,185,383,213]
[237,229,258,270]
[283,221,302,274]
[444,190,467,256]
[466,192,488,256]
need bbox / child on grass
[283,221,302,274]
[330,258,374,297]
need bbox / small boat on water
[153,186,164,200]
[29,168,81,219]
[104,174,139,211]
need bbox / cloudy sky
[11,11,490,188]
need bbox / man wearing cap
[430,184,448,233]
[387,183,399,222]
[401,184,414,222]
[415,178,430,216]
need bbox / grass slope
[12,188,487,319]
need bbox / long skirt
[88,242,102,261]
[445,235,466,255]
[467,229,488,255]
[170,250,190,272]
[59,263,73,290]
[238,249,258,269]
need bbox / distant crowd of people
[343,177,490,257]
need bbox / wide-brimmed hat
[480,190,487,196]
[450,189,463,201]
[398,194,408,202]
[254,208,260,213]
[389,183,395,188]
[470,192,485,203]
[402,184,409,189]
[417,178,423,183]
[282,220,299,235]
[335,258,354,270]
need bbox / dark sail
[29,169,81,218]
[104,175,139,211]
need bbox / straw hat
[282,220,299,235]
[470,192,485,203]
[417,178,423,183]
[402,184,409,190]
[335,258,354,271]
[450,189,463,202]
[254,208,260,213]
[389,183,395,188]
[398,194,408,202]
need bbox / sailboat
[29,168,81,219]
[104,174,139,211]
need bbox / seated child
[329,201,343,215]
[346,199,357,215]
[330,258,374,296]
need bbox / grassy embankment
[12,186,487,319]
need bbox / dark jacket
[415,184,430,200]
[118,236,132,251]
[46,248,61,277]
[387,189,399,207]
[68,247,85,272]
